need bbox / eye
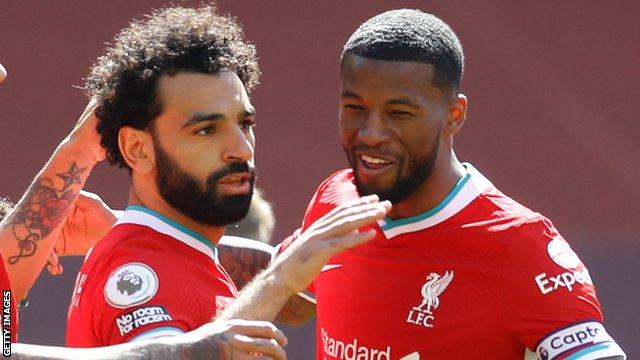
[195,125,216,135]
[344,104,364,112]
[240,119,256,131]
[389,110,414,118]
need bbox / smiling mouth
[358,154,393,169]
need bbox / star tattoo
[56,162,87,190]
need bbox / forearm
[217,262,293,322]
[218,242,272,290]
[11,342,156,360]
[0,140,97,301]
[276,294,316,326]
[11,336,224,360]
[219,195,389,322]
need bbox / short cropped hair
[341,9,464,92]
[86,6,260,169]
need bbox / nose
[357,112,391,146]
[222,127,254,162]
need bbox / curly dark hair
[341,9,464,93]
[86,5,260,169]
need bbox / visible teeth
[360,155,390,165]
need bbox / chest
[313,232,523,359]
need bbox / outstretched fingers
[309,198,391,239]
[227,334,287,360]
[228,320,288,347]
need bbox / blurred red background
[1,1,638,357]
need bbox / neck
[387,149,465,220]
[128,183,225,245]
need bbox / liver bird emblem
[415,271,454,314]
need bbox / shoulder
[464,185,554,247]
[81,225,191,298]
[85,223,189,271]
[315,169,356,195]
[302,169,359,230]
[72,227,198,340]
[87,223,176,259]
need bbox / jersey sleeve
[500,217,626,359]
[81,237,205,345]
[0,253,17,342]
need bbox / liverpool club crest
[406,271,454,328]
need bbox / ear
[118,126,155,174]
[445,93,468,136]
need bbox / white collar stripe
[115,207,218,263]
[218,236,276,256]
[379,163,493,239]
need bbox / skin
[0,62,6,83]
[273,54,471,326]
[79,68,390,346]
[0,100,105,302]
[39,71,389,331]
[120,71,255,243]
[339,54,468,219]
[217,242,272,290]
[0,61,287,359]
[285,53,625,360]
[45,193,274,291]
[217,195,391,323]
[11,320,287,360]
[33,54,474,333]
[226,188,276,243]
[45,191,121,275]
[116,70,392,326]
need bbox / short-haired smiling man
[279,9,626,360]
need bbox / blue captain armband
[535,321,626,360]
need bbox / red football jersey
[281,163,625,360]
[67,205,237,346]
[0,254,17,344]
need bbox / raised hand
[274,194,391,294]
[63,99,106,164]
[55,190,117,257]
[217,195,391,323]
[46,191,119,275]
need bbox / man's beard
[349,136,439,205]
[153,140,255,226]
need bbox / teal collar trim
[125,205,216,254]
[380,171,471,231]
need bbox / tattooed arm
[218,236,273,290]
[0,101,105,302]
[218,237,317,325]
[217,196,390,323]
[11,319,287,360]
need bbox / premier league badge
[104,262,159,309]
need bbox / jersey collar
[115,205,219,263]
[377,163,493,239]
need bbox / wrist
[267,259,300,297]
[56,138,102,167]
[166,326,225,360]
